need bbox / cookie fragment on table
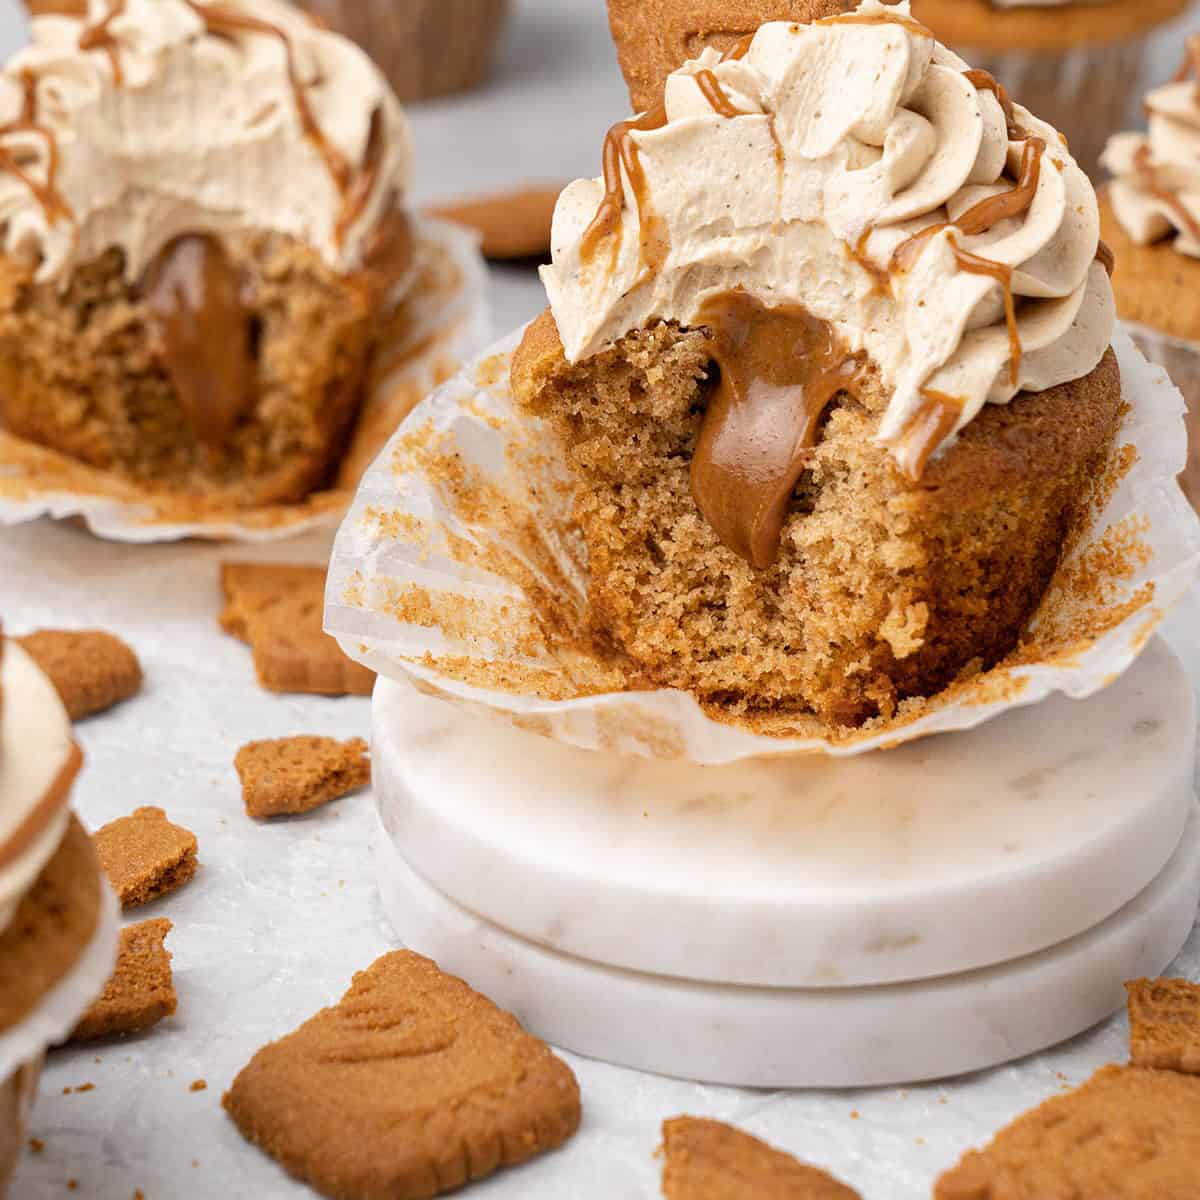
[16,629,142,720]
[427,185,563,261]
[234,736,371,819]
[1126,977,1200,1074]
[223,951,581,1200]
[934,1065,1200,1199]
[661,1117,861,1199]
[70,918,176,1042]
[93,807,198,908]
[219,563,375,697]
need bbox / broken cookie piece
[935,1065,1200,1199]
[234,736,371,819]
[224,951,580,1199]
[70,919,176,1042]
[93,807,198,909]
[1126,978,1200,1075]
[17,629,142,721]
[661,1117,861,1200]
[220,563,375,697]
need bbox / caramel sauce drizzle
[694,68,746,119]
[895,389,965,480]
[1133,141,1200,245]
[78,0,127,86]
[143,234,255,453]
[690,290,866,568]
[0,70,72,226]
[1096,239,1115,277]
[846,228,889,293]
[961,69,1026,141]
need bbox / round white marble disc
[372,639,1196,988]
[377,807,1200,1088]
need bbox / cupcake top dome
[0,0,412,286]
[542,0,1114,479]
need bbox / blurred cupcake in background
[1100,36,1200,507]
[910,0,1194,178]
[296,0,511,101]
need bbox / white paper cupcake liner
[326,325,1200,764]
[0,882,118,1081]
[958,37,1150,180]
[0,217,489,544]
[1122,320,1200,509]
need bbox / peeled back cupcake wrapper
[326,325,1200,764]
[0,884,118,1081]
[0,218,489,545]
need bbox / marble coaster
[376,808,1200,1088]
[373,639,1196,988]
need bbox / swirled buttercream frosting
[0,0,412,285]
[541,0,1114,482]
[1102,37,1200,259]
[0,641,79,934]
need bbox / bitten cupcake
[1100,37,1200,508]
[294,0,511,102]
[514,0,1118,729]
[0,632,118,1196]
[0,0,417,514]
[908,0,1193,178]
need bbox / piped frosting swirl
[0,0,412,285]
[542,0,1114,480]
[1102,36,1200,258]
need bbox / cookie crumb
[70,919,176,1042]
[93,808,198,908]
[220,563,375,697]
[935,1065,1200,1197]
[28,1138,44,1153]
[1126,977,1200,1073]
[16,629,142,721]
[234,736,371,819]
[224,951,580,1199]
[660,1117,861,1199]
[190,1079,207,1093]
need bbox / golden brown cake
[516,1,1120,729]
[1099,43,1200,509]
[0,0,416,510]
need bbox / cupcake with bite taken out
[1100,36,1200,509]
[0,0,421,515]
[514,0,1119,730]
[0,628,118,1195]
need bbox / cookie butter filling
[1102,36,1200,257]
[542,0,1114,564]
[0,642,80,932]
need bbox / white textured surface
[373,640,1196,987]
[4,0,1200,1196]
[377,809,1200,1088]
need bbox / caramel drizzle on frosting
[1096,239,1115,277]
[818,8,934,37]
[1133,141,1200,246]
[0,70,73,227]
[690,290,866,567]
[694,68,746,118]
[78,0,128,86]
[895,389,964,480]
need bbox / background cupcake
[295,0,511,102]
[1100,38,1200,508]
[0,633,118,1196]
[910,0,1194,178]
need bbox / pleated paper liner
[0,217,488,544]
[327,326,1200,764]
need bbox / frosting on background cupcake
[543,0,1113,476]
[1,0,412,285]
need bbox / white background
[4,1,1200,1197]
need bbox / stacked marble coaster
[372,637,1200,1087]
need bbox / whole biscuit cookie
[224,951,581,1199]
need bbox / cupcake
[908,0,1194,178]
[1100,38,1200,508]
[294,1,511,102]
[513,0,1118,729]
[0,0,416,512]
[0,631,117,1194]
